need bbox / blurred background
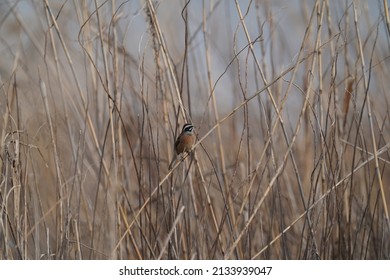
[0,0,389,259]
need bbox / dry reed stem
[0,0,388,260]
[352,2,389,230]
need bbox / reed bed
[0,0,389,259]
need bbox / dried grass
[0,0,389,259]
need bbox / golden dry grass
[0,0,389,259]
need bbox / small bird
[168,123,196,169]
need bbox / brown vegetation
[0,0,389,259]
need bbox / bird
[168,123,196,169]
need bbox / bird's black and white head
[182,123,195,133]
